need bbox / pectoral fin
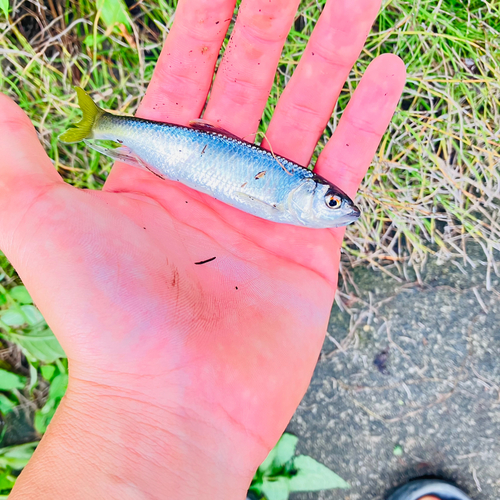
[84,140,165,179]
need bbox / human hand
[1,0,405,498]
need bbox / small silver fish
[60,88,360,228]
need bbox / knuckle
[278,100,326,135]
[346,116,380,137]
[308,41,352,70]
[217,72,266,106]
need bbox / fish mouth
[349,205,361,218]
[330,205,361,228]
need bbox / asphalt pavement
[289,248,500,500]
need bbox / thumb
[0,94,64,251]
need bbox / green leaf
[0,442,37,469]
[34,409,50,434]
[0,309,24,327]
[28,362,37,391]
[272,434,298,468]
[34,373,67,434]
[48,373,68,400]
[9,286,32,305]
[0,0,8,19]
[0,394,16,414]
[96,0,131,30]
[40,365,56,381]
[20,305,43,326]
[249,483,263,496]
[259,447,277,473]
[259,433,298,473]
[83,33,106,46]
[261,477,290,500]
[0,471,15,490]
[288,456,350,492]
[0,369,25,391]
[35,398,57,434]
[0,304,43,327]
[10,327,66,363]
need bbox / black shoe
[387,479,472,500]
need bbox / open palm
[1,0,405,497]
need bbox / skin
[0,0,406,498]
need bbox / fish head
[289,176,360,228]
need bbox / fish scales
[98,113,312,212]
[59,88,360,228]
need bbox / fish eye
[325,194,342,209]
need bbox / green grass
[0,0,499,496]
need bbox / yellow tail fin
[59,87,104,143]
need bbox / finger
[203,0,301,138]
[316,54,406,197]
[0,94,64,248]
[263,0,382,166]
[138,0,236,124]
[107,0,236,189]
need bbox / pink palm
[1,0,405,497]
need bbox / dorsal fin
[189,119,243,141]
